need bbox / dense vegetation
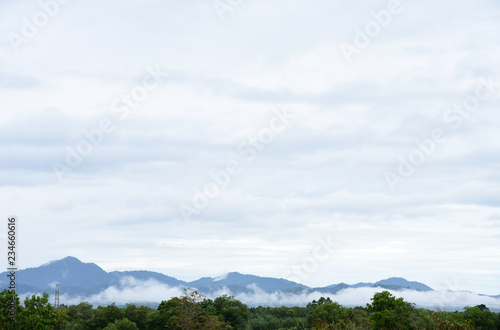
[1,288,499,329]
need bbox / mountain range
[1,256,434,298]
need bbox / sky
[1,0,500,303]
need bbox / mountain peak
[375,277,433,291]
[58,256,83,264]
[62,256,81,261]
[1,258,436,301]
[40,256,85,267]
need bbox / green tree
[0,289,21,329]
[93,302,125,328]
[415,308,436,329]
[53,307,70,329]
[307,297,333,309]
[19,292,58,329]
[176,289,221,329]
[366,291,417,330]
[153,296,182,329]
[103,317,139,330]
[463,306,497,329]
[64,302,95,329]
[200,298,217,316]
[123,303,153,329]
[213,294,250,329]
[152,289,225,329]
[306,301,352,329]
[432,310,473,329]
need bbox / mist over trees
[1,289,499,329]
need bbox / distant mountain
[110,270,187,288]
[351,282,373,288]
[0,256,117,295]
[312,283,351,294]
[310,278,432,294]
[0,256,434,299]
[374,277,433,291]
[189,272,307,294]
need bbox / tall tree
[19,292,58,329]
[0,289,21,329]
[213,294,250,329]
[366,291,417,330]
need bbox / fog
[21,277,500,311]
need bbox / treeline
[1,288,500,329]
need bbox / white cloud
[25,280,500,311]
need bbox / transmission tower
[54,284,60,309]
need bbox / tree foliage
[1,289,500,329]
[213,294,250,329]
[366,290,417,330]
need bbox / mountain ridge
[0,256,464,299]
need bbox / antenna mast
[55,284,60,308]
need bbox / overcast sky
[1,0,500,299]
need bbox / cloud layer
[22,278,500,312]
